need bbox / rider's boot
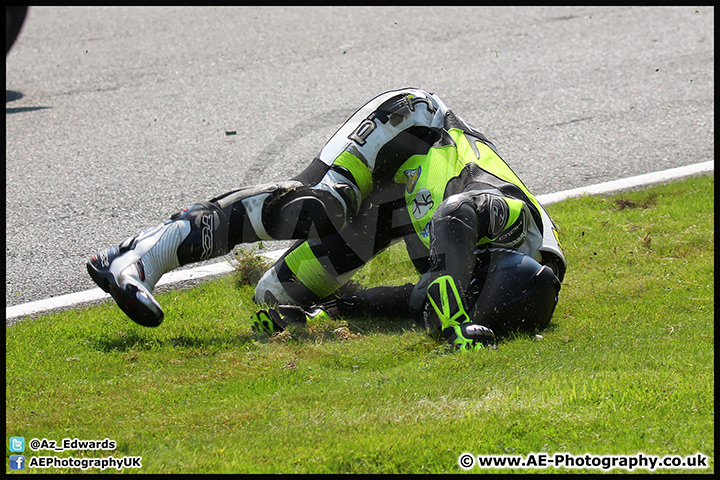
[87,202,229,327]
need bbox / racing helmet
[467,248,561,336]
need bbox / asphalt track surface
[5,7,714,317]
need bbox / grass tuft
[230,242,272,286]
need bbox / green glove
[250,308,288,334]
[251,305,331,334]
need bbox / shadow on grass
[85,314,558,354]
[345,315,419,335]
[87,329,259,353]
[84,317,420,354]
[346,316,560,343]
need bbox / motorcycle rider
[87,88,566,350]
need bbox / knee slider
[435,193,476,221]
[254,242,335,307]
[255,267,301,306]
[530,265,561,330]
[318,167,364,219]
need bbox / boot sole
[87,261,164,327]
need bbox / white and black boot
[87,202,229,327]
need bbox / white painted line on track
[535,161,714,206]
[6,161,713,322]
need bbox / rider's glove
[251,305,332,334]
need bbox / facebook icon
[10,455,25,470]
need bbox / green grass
[5,175,714,474]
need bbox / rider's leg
[407,195,480,335]
[86,173,356,328]
[254,183,409,306]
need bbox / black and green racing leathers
[241,88,566,346]
[88,88,566,349]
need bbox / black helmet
[467,249,561,336]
